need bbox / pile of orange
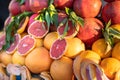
[1,0,120,80]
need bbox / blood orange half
[57,21,79,39]
[6,34,21,54]
[50,38,67,59]
[17,35,36,56]
[28,20,49,38]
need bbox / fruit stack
[0,0,120,80]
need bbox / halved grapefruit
[57,20,79,39]
[17,35,36,56]
[50,38,67,59]
[6,34,21,54]
[28,20,49,38]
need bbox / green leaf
[48,0,54,6]
[49,4,56,11]
[65,7,84,27]
[45,11,51,28]
[62,21,69,38]
[52,12,58,27]
[2,21,15,50]
[17,0,25,5]
[65,7,72,15]
[17,12,32,22]
[70,12,84,27]
[36,13,45,22]
[109,27,120,39]
[59,18,67,26]
[105,19,111,30]
[102,28,114,47]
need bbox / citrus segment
[28,20,48,38]
[6,34,21,54]
[17,16,29,34]
[17,35,36,56]
[50,38,67,59]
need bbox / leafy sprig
[17,0,25,5]
[65,7,84,27]
[102,20,120,49]
[2,12,32,50]
[59,7,84,38]
[35,0,58,28]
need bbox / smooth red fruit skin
[77,18,104,49]
[73,0,102,18]
[8,0,21,16]
[58,11,67,23]
[54,0,73,9]
[102,1,120,24]
[20,0,31,12]
[29,0,48,13]
[28,14,38,27]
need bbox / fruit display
[1,0,120,80]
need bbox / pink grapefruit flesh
[50,38,67,59]
[17,35,36,56]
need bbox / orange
[112,42,120,60]
[43,32,58,50]
[35,38,43,47]
[73,50,101,80]
[92,38,111,58]
[100,58,120,79]
[110,24,120,31]
[114,69,120,80]
[50,56,73,80]
[110,24,120,43]
[64,37,85,58]
[17,16,29,34]
[0,51,12,66]
[12,51,25,65]
[20,32,28,38]
[25,47,53,73]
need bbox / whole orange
[64,37,85,58]
[25,47,53,73]
[43,32,58,50]
[50,56,73,80]
[100,58,120,79]
[112,42,120,60]
[92,38,111,58]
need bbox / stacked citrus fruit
[1,0,120,80]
